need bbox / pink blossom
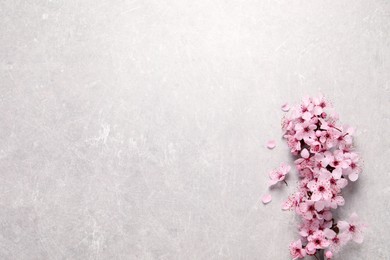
[330,150,350,169]
[289,239,306,259]
[344,152,362,181]
[329,176,348,194]
[285,135,302,154]
[282,192,303,211]
[338,127,354,151]
[298,200,317,220]
[307,140,322,153]
[306,230,330,252]
[338,213,367,244]
[312,95,329,116]
[300,96,314,114]
[298,219,320,237]
[307,178,332,201]
[294,120,317,142]
[317,127,340,149]
[324,228,350,252]
[314,151,333,168]
[268,163,291,186]
[328,194,345,209]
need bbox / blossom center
[349,225,356,232]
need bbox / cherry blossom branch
[264,95,366,259]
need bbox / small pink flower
[338,213,367,244]
[318,128,340,149]
[312,95,329,116]
[295,120,317,142]
[328,194,345,209]
[329,176,348,194]
[307,139,322,153]
[344,152,362,181]
[324,228,350,252]
[285,135,302,154]
[306,230,330,251]
[268,163,291,186]
[307,178,332,201]
[314,151,333,168]
[289,239,306,259]
[298,200,317,220]
[282,192,303,210]
[321,210,333,221]
[338,127,354,151]
[330,150,350,169]
[298,219,320,237]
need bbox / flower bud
[325,250,333,259]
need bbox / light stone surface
[0,0,389,259]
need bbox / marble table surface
[1,0,389,259]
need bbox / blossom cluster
[280,96,365,259]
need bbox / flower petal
[335,196,345,206]
[301,148,310,159]
[324,228,336,239]
[349,212,359,223]
[281,103,290,112]
[315,201,325,211]
[311,193,321,201]
[332,168,342,179]
[262,194,272,204]
[266,140,276,149]
[323,211,333,221]
[302,111,312,121]
[337,220,349,231]
[337,178,348,189]
[353,232,364,244]
[268,179,278,186]
[349,172,359,182]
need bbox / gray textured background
[1,0,389,259]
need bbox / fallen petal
[281,103,290,112]
[266,140,276,149]
[262,194,272,204]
